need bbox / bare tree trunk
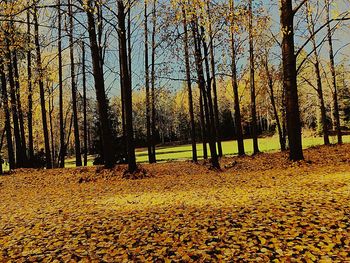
[68,0,82,166]
[199,89,208,159]
[82,42,88,166]
[144,0,153,164]
[48,82,55,165]
[306,4,329,145]
[57,0,65,168]
[248,0,259,155]
[229,0,245,156]
[85,0,115,168]
[280,0,304,161]
[33,6,52,169]
[207,2,222,157]
[0,61,15,170]
[325,0,342,144]
[192,18,219,169]
[150,0,157,163]
[182,5,197,162]
[118,0,137,173]
[27,6,34,163]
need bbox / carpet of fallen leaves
[1,145,350,262]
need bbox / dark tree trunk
[0,61,15,170]
[48,83,55,165]
[199,88,208,159]
[85,0,115,168]
[5,37,23,167]
[27,7,34,163]
[325,0,342,144]
[230,0,245,156]
[144,0,153,164]
[13,52,27,164]
[207,2,222,157]
[150,0,157,163]
[192,19,219,169]
[118,0,137,173]
[182,5,197,162]
[58,0,65,168]
[248,0,259,155]
[82,42,88,166]
[280,0,304,161]
[33,6,52,169]
[68,0,82,167]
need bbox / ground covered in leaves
[1,145,350,262]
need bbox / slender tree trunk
[58,0,65,167]
[5,37,23,167]
[118,0,137,173]
[150,0,157,163]
[192,19,219,169]
[182,5,197,162]
[82,42,88,166]
[68,0,82,166]
[144,0,153,164]
[263,58,286,151]
[207,2,222,157]
[13,52,27,164]
[199,89,208,159]
[85,0,115,168]
[27,7,34,162]
[0,62,15,170]
[229,0,245,156]
[48,83,55,165]
[248,0,259,154]
[33,6,52,169]
[325,0,342,144]
[280,0,304,161]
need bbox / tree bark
[33,6,52,169]
[85,0,115,168]
[280,0,304,161]
[118,0,137,173]
[68,0,82,166]
[82,42,88,166]
[27,6,34,163]
[229,0,245,156]
[182,5,197,162]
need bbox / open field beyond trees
[1,144,350,262]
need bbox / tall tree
[57,0,65,167]
[33,5,52,169]
[27,5,34,163]
[229,0,245,156]
[68,0,82,166]
[82,42,88,166]
[325,0,342,144]
[248,0,259,154]
[280,0,304,161]
[117,0,137,173]
[85,0,116,168]
[182,4,197,162]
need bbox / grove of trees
[0,0,350,172]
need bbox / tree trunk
[248,0,259,155]
[144,0,153,164]
[27,7,34,163]
[68,0,82,167]
[325,0,342,144]
[207,2,222,157]
[118,0,137,173]
[58,0,65,167]
[85,0,115,168]
[182,5,197,162]
[150,0,157,163]
[229,0,245,156]
[280,0,304,161]
[33,6,52,169]
[0,61,15,170]
[192,18,219,169]
[82,42,88,166]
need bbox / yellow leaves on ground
[1,145,350,261]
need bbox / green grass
[38,135,350,168]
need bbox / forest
[1,0,350,261]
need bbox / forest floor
[1,144,350,262]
